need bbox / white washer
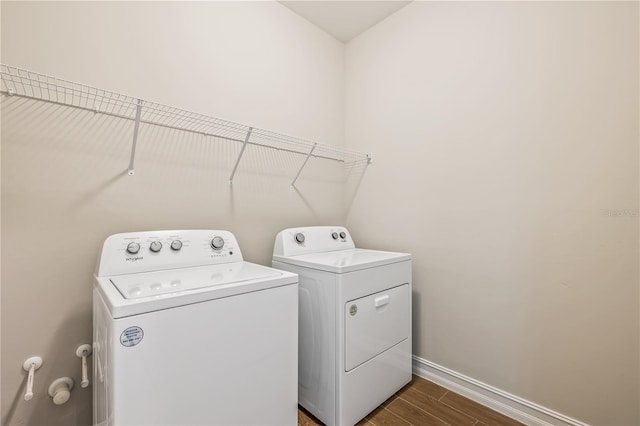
[272,226,412,426]
[93,230,298,426]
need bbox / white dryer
[93,230,298,426]
[272,226,412,426]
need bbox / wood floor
[297,375,524,426]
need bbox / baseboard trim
[412,356,589,426]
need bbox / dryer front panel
[344,283,410,371]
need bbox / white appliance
[272,226,412,426]
[93,230,298,426]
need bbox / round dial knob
[295,233,305,244]
[339,231,346,239]
[170,240,183,251]
[211,236,225,250]
[331,232,338,240]
[126,242,140,254]
[149,241,162,253]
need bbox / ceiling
[279,1,412,43]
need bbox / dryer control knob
[170,240,183,251]
[149,241,162,253]
[339,231,347,239]
[331,232,339,240]
[211,236,225,250]
[126,242,140,254]
[295,233,305,244]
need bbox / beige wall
[345,2,639,425]
[1,2,348,425]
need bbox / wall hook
[76,344,92,388]
[22,356,43,401]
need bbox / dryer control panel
[273,226,356,257]
[96,230,243,277]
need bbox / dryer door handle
[374,295,390,308]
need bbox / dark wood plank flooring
[298,375,524,426]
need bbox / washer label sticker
[120,326,144,347]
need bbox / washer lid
[110,262,282,300]
[273,248,411,273]
[95,261,297,318]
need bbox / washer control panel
[96,230,243,277]
[273,226,355,257]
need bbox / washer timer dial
[126,242,140,254]
[170,240,183,251]
[210,236,225,250]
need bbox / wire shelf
[0,64,371,182]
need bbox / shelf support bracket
[291,142,317,187]
[229,127,253,184]
[127,99,144,176]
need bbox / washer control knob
[211,236,225,250]
[170,240,183,251]
[331,232,339,240]
[149,241,162,253]
[295,233,305,244]
[126,242,140,254]
[339,231,347,239]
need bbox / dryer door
[344,284,410,371]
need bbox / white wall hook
[22,356,43,401]
[76,344,92,388]
[48,377,74,405]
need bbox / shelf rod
[229,127,253,184]
[127,99,144,176]
[291,142,317,187]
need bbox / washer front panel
[93,277,299,426]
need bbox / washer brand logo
[126,256,143,262]
[120,326,144,347]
